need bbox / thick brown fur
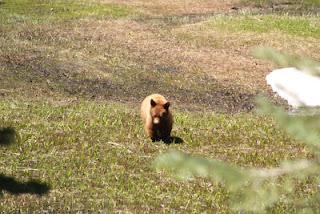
[140,94,173,142]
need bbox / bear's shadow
[0,127,50,196]
[0,174,50,196]
[0,127,17,146]
[153,136,184,144]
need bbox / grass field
[0,0,320,212]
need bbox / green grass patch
[0,100,311,212]
[211,15,320,38]
[0,0,318,212]
[0,0,137,24]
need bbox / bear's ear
[150,99,157,107]
[164,102,170,110]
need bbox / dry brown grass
[1,18,260,112]
[98,0,240,16]
[52,19,269,92]
[173,19,320,91]
[2,0,319,111]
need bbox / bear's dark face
[150,99,170,125]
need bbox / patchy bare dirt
[53,19,271,91]
[0,14,280,112]
[3,0,315,112]
[0,46,256,112]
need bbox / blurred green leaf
[154,48,320,212]
[257,97,320,152]
[253,47,320,75]
[154,150,247,189]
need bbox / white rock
[266,67,320,108]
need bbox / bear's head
[150,99,170,125]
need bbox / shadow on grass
[0,127,50,196]
[0,127,18,146]
[163,136,184,145]
[3,50,257,113]
[0,174,50,196]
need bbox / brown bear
[140,94,173,142]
